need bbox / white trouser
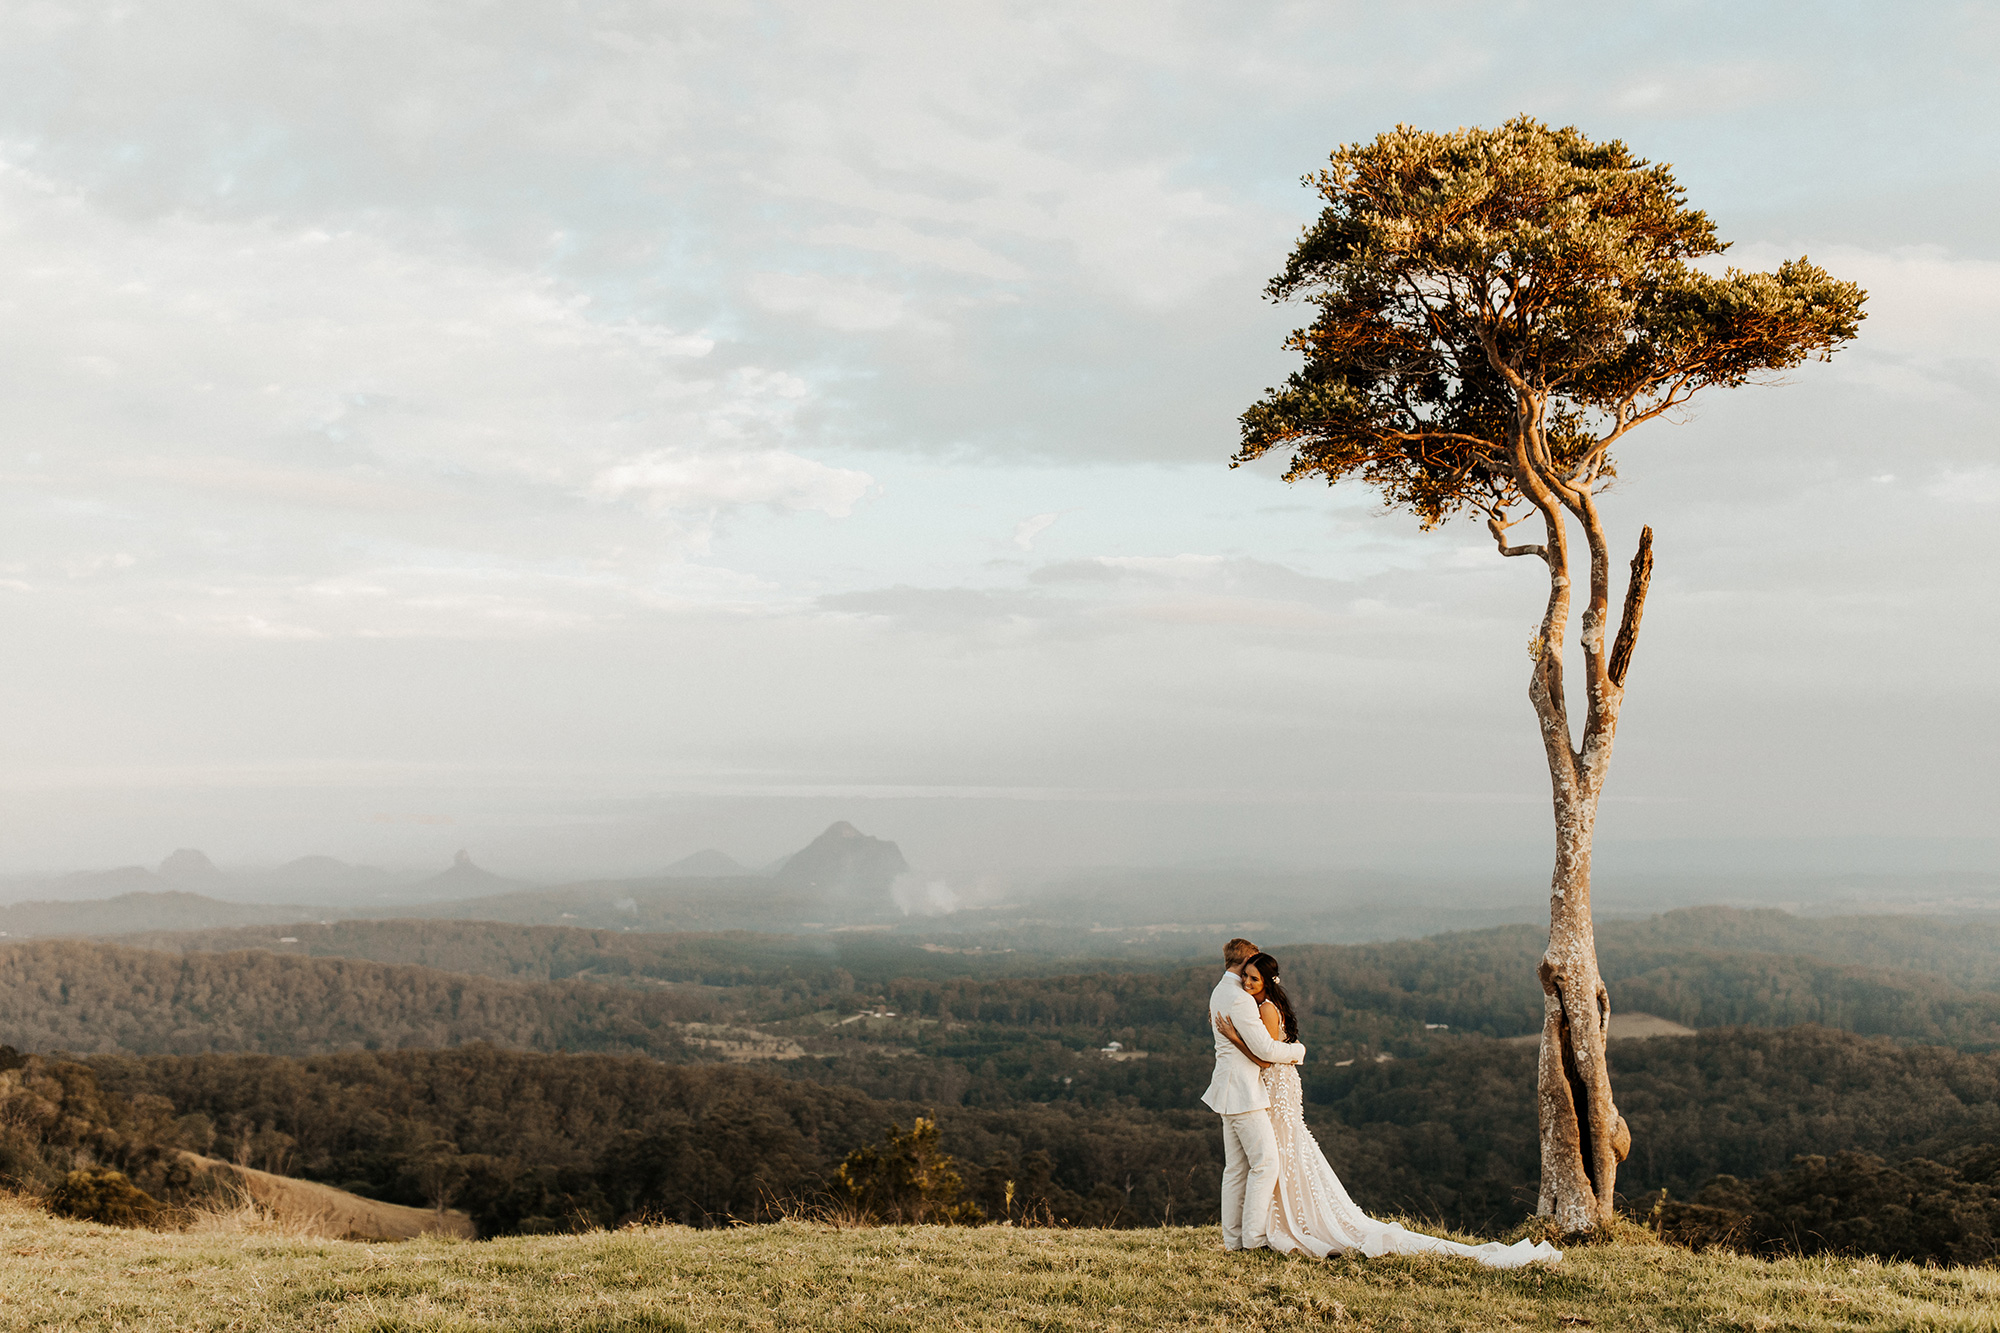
[1219,1109,1279,1250]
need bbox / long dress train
[1260,1062,1561,1267]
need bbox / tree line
[0,940,710,1057]
[3,1025,1988,1245]
[1656,1147,2000,1266]
[14,920,2000,1093]
[68,1044,1215,1234]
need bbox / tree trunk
[1533,787,1628,1230]
[1526,524,1646,1233]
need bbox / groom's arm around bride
[1202,937,1304,1251]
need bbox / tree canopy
[1235,116,1866,529]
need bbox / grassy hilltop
[5,1198,2000,1332]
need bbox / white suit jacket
[1201,970,1306,1116]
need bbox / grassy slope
[4,1201,1999,1332]
[184,1154,474,1241]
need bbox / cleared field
[185,1154,475,1241]
[4,1197,2000,1332]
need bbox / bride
[1216,951,1560,1267]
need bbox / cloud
[0,1,1991,872]
[0,154,871,636]
[891,872,959,916]
[1012,512,1058,549]
[591,449,874,517]
[746,271,926,333]
[1930,466,2000,505]
[1608,61,1802,116]
[808,219,1028,282]
[818,585,1052,633]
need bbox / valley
[10,892,2000,1252]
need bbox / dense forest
[1660,1147,2000,1266]
[45,1045,1215,1234]
[13,904,2000,1259]
[113,907,2000,1049]
[130,904,2000,986]
[7,1026,1992,1243]
[0,940,708,1057]
[14,908,1999,1068]
[14,910,2000,1120]
[118,918,1167,992]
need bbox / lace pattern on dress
[1257,1063,1561,1267]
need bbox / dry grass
[3,1191,1999,1331]
[177,1154,475,1242]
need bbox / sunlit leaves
[1237,117,1867,528]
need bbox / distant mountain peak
[159,849,224,881]
[418,850,520,893]
[774,822,909,905]
[662,849,750,879]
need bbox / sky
[0,1,1993,881]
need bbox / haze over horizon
[0,4,1993,885]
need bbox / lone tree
[1235,118,1864,1231]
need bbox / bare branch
[1487,511,1549,563]
[1607,526,1654,688]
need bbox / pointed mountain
[158,849,226,884]
[661,849,750,879]
[773,822,909,906]
[415,849,522,897]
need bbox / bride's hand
[1215,1013,1273,1069]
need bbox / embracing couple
[1203,937,1560,1266]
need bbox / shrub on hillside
[833,1118,982,1224]
[46,1167,167,1228]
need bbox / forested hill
[112,919,1168,990]
[108,907,2000,1052]
[122,904,2000,1001]
[1266,918,2000,1048]
[55,1026,2000,1236]
[14,909,2000,1075]
[1602,908,2000,993]
[0,940,711,1058]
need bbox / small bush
[46,1167,167,1228]
[831,1118,983,1225]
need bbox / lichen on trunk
[1534,809,1630,1230]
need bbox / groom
[1202,936,1305,1252]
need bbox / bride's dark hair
[1244,952,1298,1042]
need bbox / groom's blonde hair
[1223,937,1259,966]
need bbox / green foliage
[0,939,710,1057]
[0,1045,214,1206]
[831,1118,982,1224]
[112,918,1191,1015]
[17,908,2000,1245]
[54,1026,2000,1241]
[79,1046,1214,1235]
[1660,1147,2000,1266]
[45,1166,166,1228]
[1311,1025,2000,1229]
[1237,117,1866,527]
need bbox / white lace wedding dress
[1261,1061,1561,1267]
